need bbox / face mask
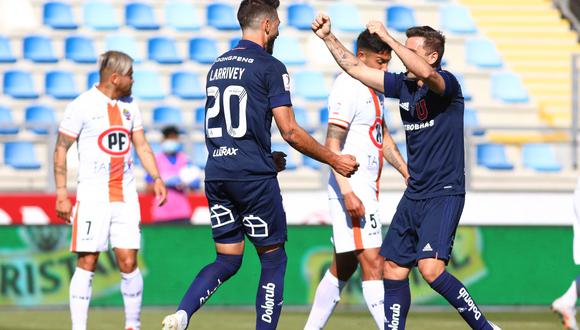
[161,140,180,154]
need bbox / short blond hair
[98,50,133,77]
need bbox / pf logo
[98,127,131,156]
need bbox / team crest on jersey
[98,127,131,156]
[122,109,131,121]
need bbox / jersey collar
[235,39,266,52]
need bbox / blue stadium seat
[440,5,477,34]
[165,1,202,31]
[328,3,364,32]
[293,107,311,132]
[396,142,408,162]
[466,38,502,68]
[65,36,97,63]
[189,38,218,64]
[84,1,120,30]
[271,143,297,170]
[387,6,416,32]
[293,71,329,100]
[273,36,306,65]
[454,73,472,102]
[105,35,142,63]
[287,3,315,30]
[464,108,484,136]
[46,71,79,100]
[207,3,238,30]
[194,106,205,125]
[319,107,329,124]
[491,72,529,103]
[125,2,160,30]
[148,37,182,64]
[43,1,78,29]
[153,105,183,125]
[87,71,99,89]
[4,70,39,99]
[0,106,19,135]
[522,144,562,172]
[476,143,513,170]
[25,104,57,135]
[171,71,205,100]
[23,35,58,63]
[230,37,242,49]
[4,142,41,170]
[192,143,208,169]
[132,70,165,100]
[303,155,322,170]
[0,36,16,63]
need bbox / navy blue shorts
[204,177,287,246]
[380,194,465,267]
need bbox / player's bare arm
[366,21,446,95]
[132,130,167,206]
[326,124,366,219]
[311,14,385,93]
[54,133,76,221]
[272,105,358,178]
[382,123,409,184]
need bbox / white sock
[121,268,143,330]
[304,270,347,330]
[362,280,385,330]
[563,280,578,304]
[70,267,94,330]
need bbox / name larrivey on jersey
[208,67,246,81]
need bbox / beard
[265,34,278,55]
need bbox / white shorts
[573,189,580,264]
[329,197,382,253]
[70,200,141,252]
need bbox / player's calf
[256,247,287,330]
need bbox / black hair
[162,125,179,138]
[406,26,445,67]
[356,29,392,54]
[237,0,279,30]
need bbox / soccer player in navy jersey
[312,14,501,330]
[161,2,358,330]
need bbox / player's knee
[418,261,445,284]
[259,247,287,269]
[117,256,137,273]
[383,260,408,280]
[360,253,383,280]
[76,253,99,272]
[215,253,243,278]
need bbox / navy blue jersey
[204,40,292,181]
[383,70,465,199]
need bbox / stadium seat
[396,142,408,162]
[0,106,19,135]
[43,2,78,29]
[87,71,99,89]
[148,37,182,64]
[125,2,160,30]
[132,71,165,100]
[287,3,315,30]
[23,35,58,63]
[25,104,57,135]
[293,71,329,100]
[293,107,311,132]
[207,3,238,30]
[466,38,503,68]
[491,72,529,103]
[189,38,219,64]
[192,143,208,169]
[273,36,306,65]
[4,142,41,170]
[84,1,120,30]
[194,106,205,131]
[46,71,79,100]
[319,107,329,124]
[464,108,484,136]
[440,5,477,34]
[454,73,472,102]
[387,6,416,32]
[271,143,297,170]
[4,70,39,99]
[165,1,202,31]
[522,143,562,172]
[153,105,183,125]
[476,143,514,170]
[105,35,142,63]
[171,71,205,100]
[65,36,97,63]
[0,36,16,63]
[230,37,242,49]
[328,3,364,32]
[303,155,322,170]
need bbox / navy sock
[383,279,411,330]
[430,271,490,330]
[177,253,242,325]
[256,248,287,330]
[575,273,580,298]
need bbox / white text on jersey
[213,146,238,157]
[209,67,246,81]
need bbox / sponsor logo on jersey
[387,303,401,329]
[457,287,482,320]
[98,127,131,156]
[261,282,276,323]
[282,74,290,91]
[404,120,435,132]
[400,102,410,111]
[122,109,131,121]
[213,146,238,157]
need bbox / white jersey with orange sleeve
[59,86,143,203]
[327,72,385,253]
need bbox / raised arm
[54,133,75,221]
[132,130,167,206]
[311,14,385,93]
[272,105,358,177]
[366,21,446,95]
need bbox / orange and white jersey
[59,86,143,203]
[327,72,385,201]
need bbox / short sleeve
[132,104,144,132]
[59,102,83,138]
[327,75,356,129]
[439,70,460,99]
[265,60,292,108]
[383,72,405,99]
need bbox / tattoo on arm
[325,35,361,72]
[383,144,405,173]
[55,133,75,150]
[325,124,348,146]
